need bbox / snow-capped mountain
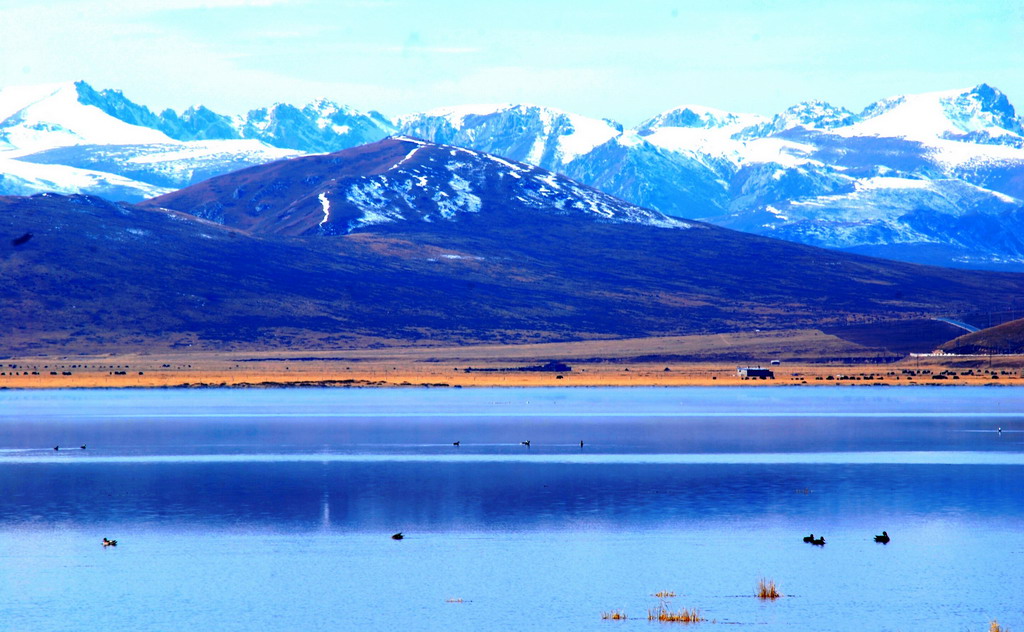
[140,137,688,236]
[396,84,1024,269]
[738,100,859,138]
[0,81,375,200]
[3,80,1024,269]
[694,86,1024,269]
[397,104,622,169]
[0,82,172,153]
[234,100,396,153]
[560,132,733,220]
[841,84,1023,145]
[74,81,397,150]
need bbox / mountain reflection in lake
[1,387,1021,632]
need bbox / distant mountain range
[4,138,1020,356]
[2,81,1023,270]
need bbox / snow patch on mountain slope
[740,137,822,168]
[640,126,745,163]
[13,140,299,191]
[393,135,427,145]
[486,154,527,178]
[120,139,294,165]
[391,145,423,170]
[434,169,482,219]
[613,130,646,148]
[519,170,690,229]
[524,108,553,165]
[923,137,1024,170]
[855,176,938,191]
[637,106,826,170]
[554,111,622,164]
[317,192,331,227]
[344,180,403,228]
[0,156,173,199]
[535,172,562,191]
[785,176,1019,221]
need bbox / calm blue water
[0,387,1022,631]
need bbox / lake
[0,387,1021,631]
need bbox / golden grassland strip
[2,340,1023,389]
[2,362,1023,388]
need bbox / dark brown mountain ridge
[941,318,1024,355]
[2,138,1022,356]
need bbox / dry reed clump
[647,605,704,623]
[652,591,677,598]
[757,577,781,600]
[601,609,628,620]
[990,621,1009,632]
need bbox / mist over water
[1,387,1021,631]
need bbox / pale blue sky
[1,0,1022,124]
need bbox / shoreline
[3,357,1022,390]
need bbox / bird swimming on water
[810,536,825,546]
[803,533,815,543]
[391,532,404,540]
[102,538,117,547]
[521,440,530,447]
[453,441,460,446]
[874,531,890,544]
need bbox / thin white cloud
[1,0,303,15]
[395,46,480,55]
[115,0,299,9]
